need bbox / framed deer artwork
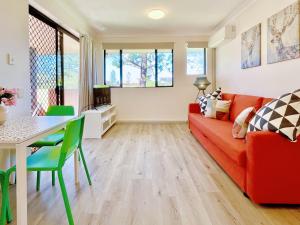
[267,1,300,64]
[241,24,261,69]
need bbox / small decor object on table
[0,87,17,125]
[193,76,211,101]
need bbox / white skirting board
[117,120,188,124]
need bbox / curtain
[79,35,95,113]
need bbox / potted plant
[0,87,17,125]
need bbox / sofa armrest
[189,103,200,114]
[246,131,300,204]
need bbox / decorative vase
[0,105,7,125]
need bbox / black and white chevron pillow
[211,87,222,100]
[248,89,300,142]
[198,88,222,114]
[199,94,210,113]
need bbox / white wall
[0,0,31,117]
[99,35,213,122]
[30,0,98,39]
[0,0,31,170]
[216,0,300,98]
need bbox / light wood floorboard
[7,123,300,225]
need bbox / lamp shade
[193,76,211,91]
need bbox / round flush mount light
[148,9,166,20]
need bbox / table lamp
[193,76,211,101]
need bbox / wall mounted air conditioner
[208,25,236,48]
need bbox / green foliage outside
[109,50,172,87]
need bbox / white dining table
[0,116,75,225]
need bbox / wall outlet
[7,54,15,65]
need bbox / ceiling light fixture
[148,9,165,20]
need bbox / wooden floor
[8,123,300,225]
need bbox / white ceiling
[64,0,248,36]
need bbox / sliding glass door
[29,6,79,116]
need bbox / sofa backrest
[261,97,273,106]
[223,93,269,122]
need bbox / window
[104,49,173,88]
[123,49,156,88]
[186,48,206,75]
[105,50,121,87]
[157,49,173,87]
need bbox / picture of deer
[241,24,261,69]
[268,1,300,64]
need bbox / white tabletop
[0,116,74,144]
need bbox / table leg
[16,144,27,225]
[74,149,79,184]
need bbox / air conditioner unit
[208,25,236,48]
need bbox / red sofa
[188,93,300,204]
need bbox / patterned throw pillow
[210,87,222,100]
[199,94,210,113]
[205,99,231,120]
[248,89,300,142]
[198,87,222,114]
[232,107,256,139]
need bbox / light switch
[7,54,15,65]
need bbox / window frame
[104,49,174,88]
[186,47,207,76]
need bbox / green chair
[30,105,75,148]
[77,115,92,186]
[30,105,75,191]
[6,116,90,225]
[0,170,13,225]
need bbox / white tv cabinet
[82,105,117,139]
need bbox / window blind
[186,41,208,48]
[102,42,174,50]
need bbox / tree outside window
[104,49,173,88]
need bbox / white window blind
[102,42,174,50]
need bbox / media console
[82,105,117,139]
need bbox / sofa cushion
[230,95,263,122]
[199,94,210,114]
[222,93,236,102]
[198,87,222,114]
[232,107,256,139]
[248,89,300,142]
[189,113,247,166]
[205,99,231,120]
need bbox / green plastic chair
[7,116,90,225]
[0,169,13,225]
[77,115,92,186]
[30,105,75,148]
[30,105,75,191]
